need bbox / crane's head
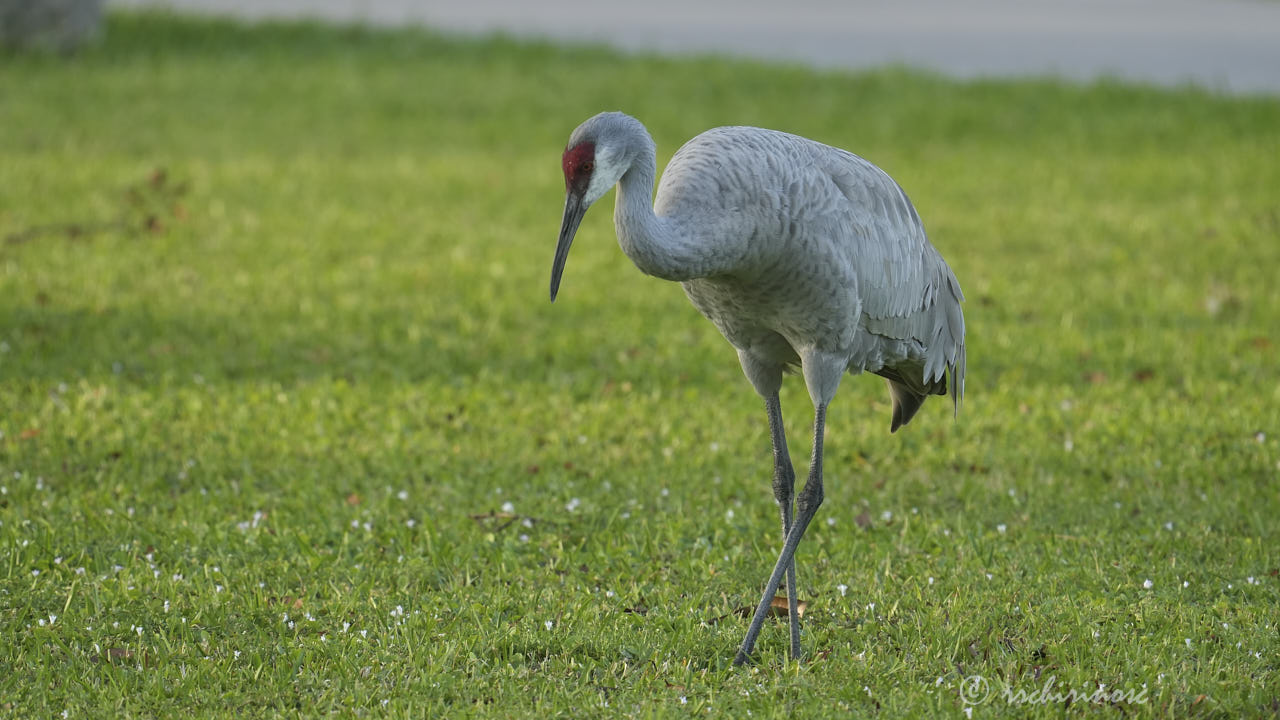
[551,112,644,302]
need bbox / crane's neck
[612,137,708,282]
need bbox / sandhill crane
[551,112,966,665]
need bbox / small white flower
[881,510,892,522]
[1165,522,1174,531]
[343,622,351,633]
[54,556,63,564]
[679,697,687,705]
[501,501,515,514]
[397,490,409,501]
[406,519,416,528]
[996,524,1007,534]
[519,534,530,542]
[566,497,581,512]
[726,509,735,520]
[1143,579,1153,589]
[927,577,934,585]
[234,650,241,658]
[1185,638,1192,648]
[661,488,669,497]
[837,584,848,597]
[605,590,615,598]
[826,517,835,526]
[545,620,554,631]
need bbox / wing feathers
[822,149,967,415]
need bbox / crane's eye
[581,161,594,174]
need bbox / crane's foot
[733,649,754,667]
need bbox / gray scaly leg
[736,403,827,665]
[763,393,802,660]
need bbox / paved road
[110,0,1280,94]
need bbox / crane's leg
[736,351,841,665]
[764,392,802,660]
[736,401,828,665]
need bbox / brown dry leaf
[19,428,40,440]
[726,596,805,621]
[345,493,361,506]
[1133,368,1155,382]
[1085,371,1107,384]
[855,511,873,529]
[769,595,806,618]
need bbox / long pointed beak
[550,192,586,302]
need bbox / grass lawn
[2,12,1278,718]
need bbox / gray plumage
[552,111,966,664]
